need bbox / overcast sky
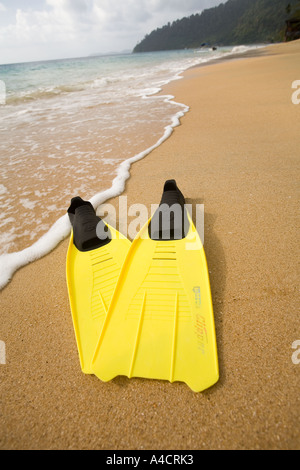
[0,0,223,64]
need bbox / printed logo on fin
[195,315,208,355]
[193,286,201,308]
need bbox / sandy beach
[0,40,299,450]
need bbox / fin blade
[66,224,130,374]
[92,213,219,392]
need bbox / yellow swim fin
[92,181,219,392]
[66,197,130,374]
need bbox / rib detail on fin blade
[129,291,147,378]
[170,292,179,383]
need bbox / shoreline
[0,44,260,291]
[191,43,271,69]
[1,40,299,450]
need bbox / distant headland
[133,0,300,53]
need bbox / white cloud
[0,0,222,64]
[0,2,6,12]
[46,0,94,24]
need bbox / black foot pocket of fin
[67,197,111,252]
[149,180,190,241]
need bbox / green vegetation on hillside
[134,0,298,53]
[285,1,300,41]
[287,0,300,19]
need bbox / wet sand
[0,40,299,450]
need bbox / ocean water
[0,45,261,288]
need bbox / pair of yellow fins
[66,180,219,392]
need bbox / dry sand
[0,40,299,450]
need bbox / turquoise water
[1,49,224,103]
[0,46,259,256]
